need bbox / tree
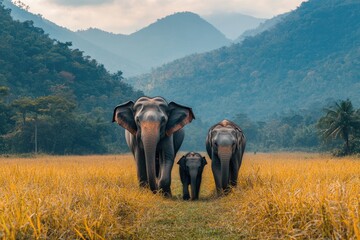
[11,97,35,125]
[317,99,360,155]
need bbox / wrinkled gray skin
[178,152,207,200]
[112,96,194,196]
[206,119,246,195]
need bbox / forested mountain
[3,0,231,76]
[77,12,230,74]
[235,13,288,43]
[0,3,142,154]
[203,12,265,40]
[0,5,141,112]
[1,0,143,76]
[129,0,360,122]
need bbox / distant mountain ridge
[0,1,141,113]
[1,0,143,75]
[203,12,266,40]
[77,12,231,74]
[2,1,232,76]
[129,0,360,121]
[235,13,288,43]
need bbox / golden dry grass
[0,153,359,239]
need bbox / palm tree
[317,99,360,155]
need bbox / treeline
[0,90,101,154]
[232,112,320,152]
[0,83,141,155]
[0,3,142,154]
[182,108,322,153]
[181,99,360,157]
[231,99,360,156]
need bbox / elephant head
[178,152,207,200]
[112,96,195,192]
[206,119,246,192]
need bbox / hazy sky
[18,0,306,34]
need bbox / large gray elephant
[206,119,246,194]
[112,96,195,196]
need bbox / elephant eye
[136,116,140,123]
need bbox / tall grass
[0,153,359,239]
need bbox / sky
[18,0,306,34]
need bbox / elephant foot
[162,189,172,198]
[224,187,232,195]
[230,181,238,187]
[139,181,148,188]
[163,192,172,198]
[223,188,233,196]
[216,187,232,197]
[183,194,190,200]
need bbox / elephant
[112,96,195,196]
[206,119,246,195]
[177,152,207,200]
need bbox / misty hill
[0,2,143,153]
[203,12,266,40]
[2,0,145,76]
[77,12,231,74]
[129,0,360,121]
[0,2,141,112]
[4,1,230,76]
[236,13,288,43]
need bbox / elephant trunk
[218,146,232,190]
[141,122,160,193]
[189,169,198,200]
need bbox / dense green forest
[0,3,142,154]
[130,0,360,121]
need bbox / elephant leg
[126,132,148,187]
[179,167,190,200]
[134,148,148,187]
[172,129,185,154]
[195,175,202,200]
[230,155,242,187]
[182,181,190,200]
[158,138,175,197]
[229,160,237,187]
[211,157,222,194]
[158,159,173,197]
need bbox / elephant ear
[166,102,195,136]
[112,101,137,135]
[202,157,207,166]
[206,129,213,155]
[236,128,246,154]
[177,156,187,168]
[239,132,246,155]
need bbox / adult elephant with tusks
[206,119,246,195]
[112,96,195,196]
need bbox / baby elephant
[178,152,207,200]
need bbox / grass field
[0,153,359,239]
